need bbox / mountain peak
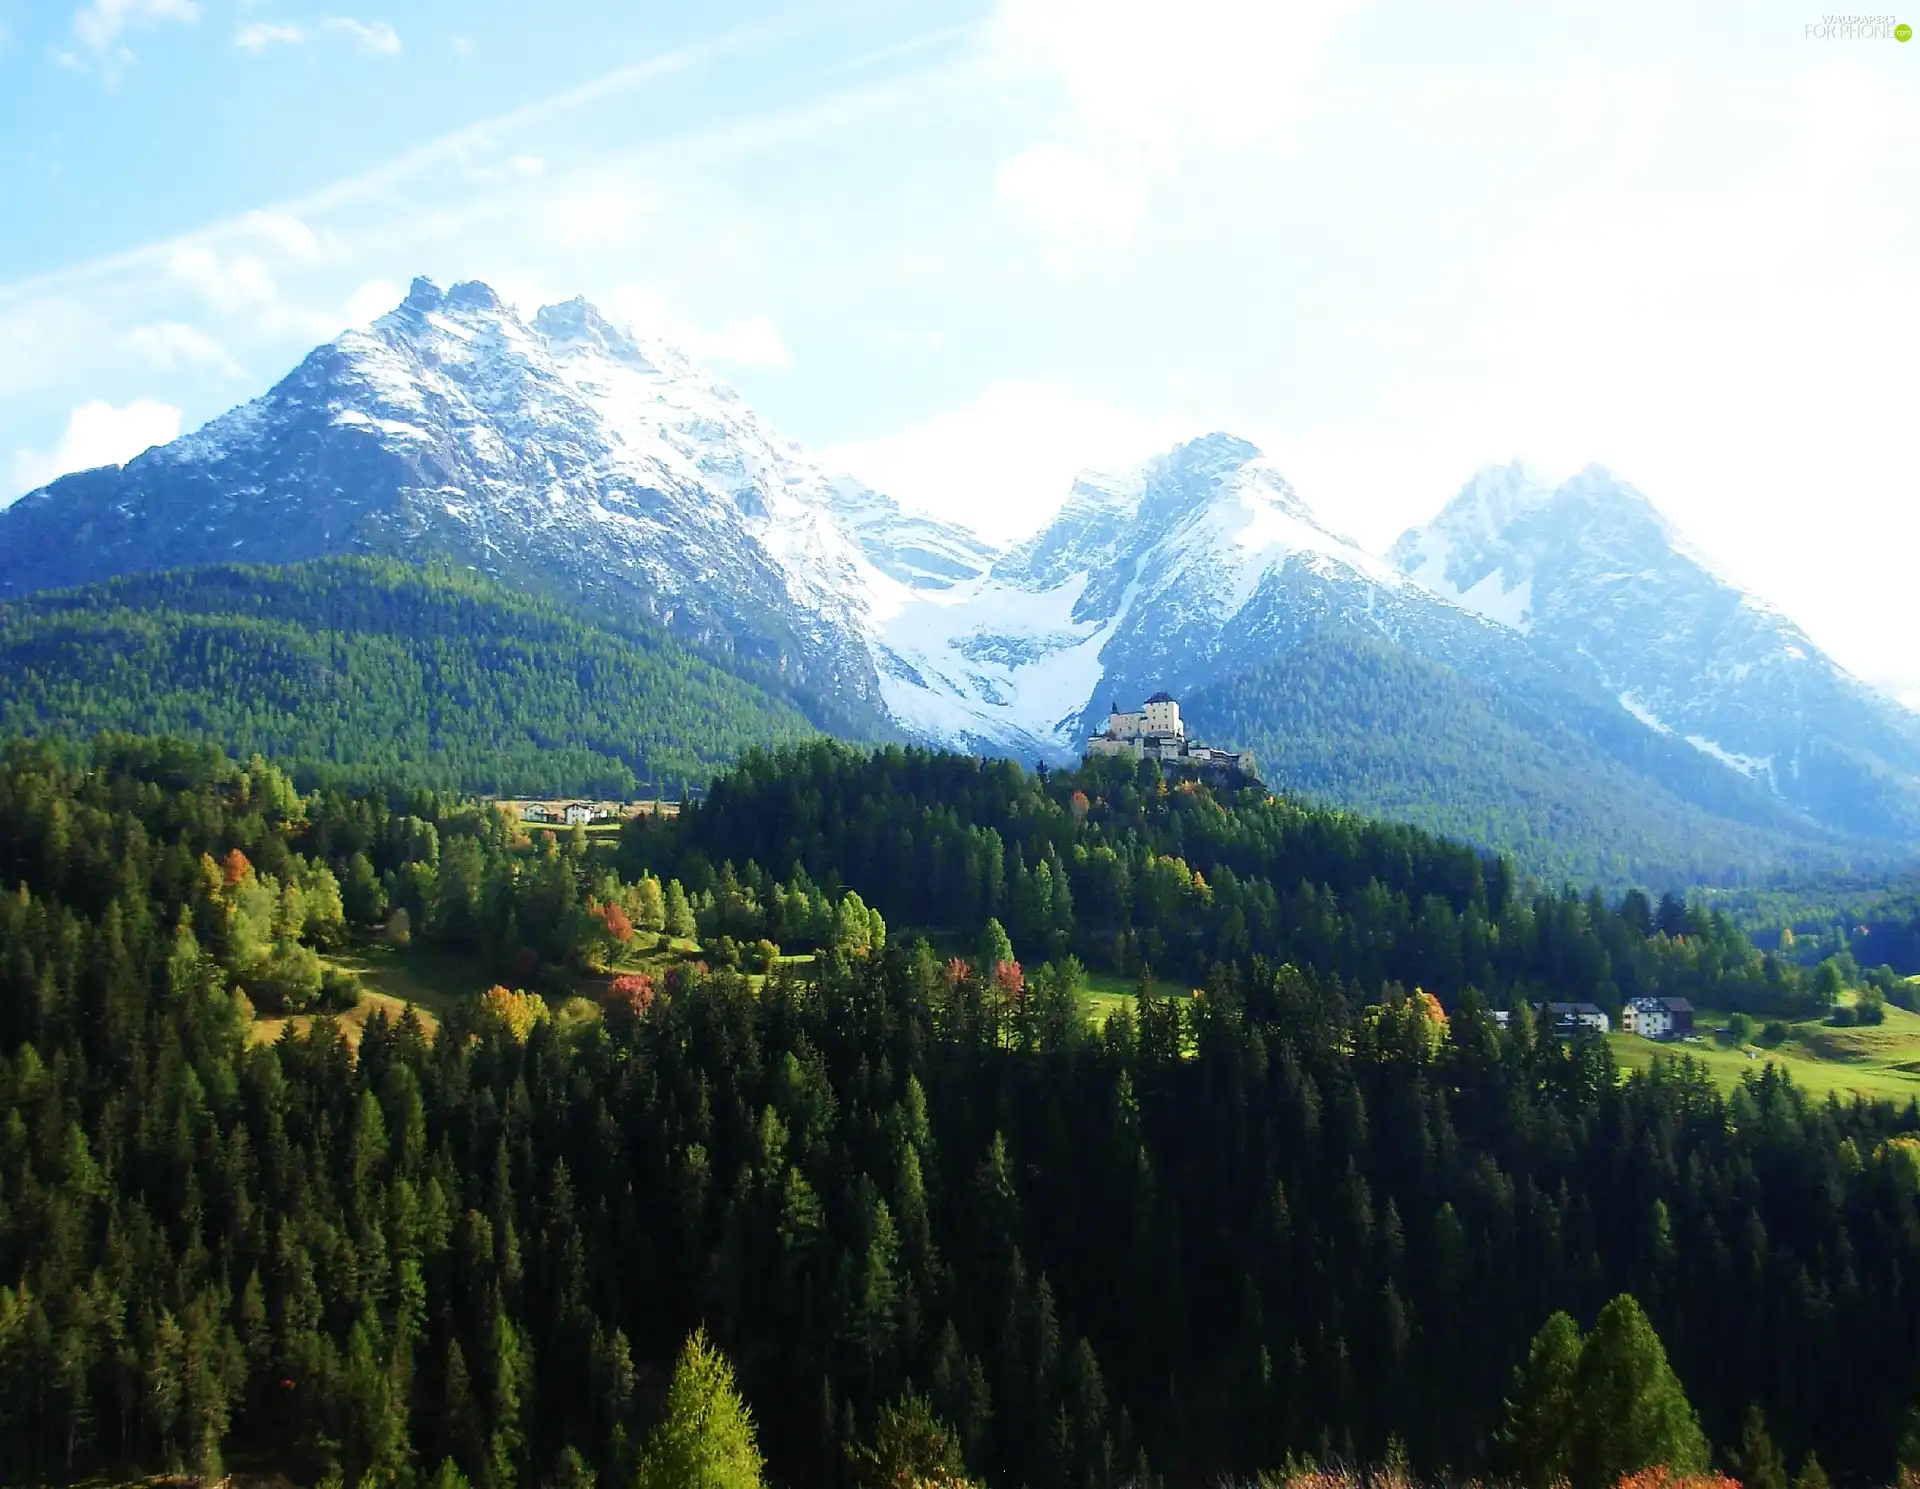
[1165,432,1263,469]
[401,276,444,313]
[444,280,507,314]
[533,296,648,366]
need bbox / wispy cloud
[235,16,400,56]
[234,21,305,53]
[611,287,794,371]
[65,0,200,77]
[324,17,400,56]
[992,0,1363,256]
[9,399,182,500]
[74,0,199,53]
[2,20,795,309]
[122,320,243,375]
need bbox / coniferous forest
[2,736,1919,1488]
[0,559,818,800]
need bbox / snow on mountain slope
[868,434,1464,757]
[0,278,990,729]
[1391,463,1920,840]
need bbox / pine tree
[849,1392,977,1489]
[665,881,697,942]
[978,919,1014,980]
[634,1328,765,1489]
[1731,1404,1788,1489]
[1569,1296,1707,1489]
[1500,1312,1582,1489]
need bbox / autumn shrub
[609,972,656,1016]
[478,985,550,1043]
[1612,1468,1739,1489]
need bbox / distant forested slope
[0,557,815,796]
[1180,634,1852,888]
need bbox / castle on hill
[1084,692,1257,780]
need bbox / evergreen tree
[1501,1312,1582,1489]
[1569,1296,1708,1489]
[1731,1404,1788,1489]
[849,1393,977,1489]
[666,881,698,942]
[1794,1453,1830,1489]
[634,1329,765,1489]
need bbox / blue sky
[1,0,1916,696]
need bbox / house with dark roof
[1542,1001,1611,1037]
[1622,996,1695,1039]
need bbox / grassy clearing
[1079,968,1186,1025]
[1610,1001,1920,1104]
[247,943,491,1050]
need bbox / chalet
[1542,1001,1611,1037]
[1622,997,1695,1040]
[1084,692,1257,780]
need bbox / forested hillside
[0,558,817,798]
[1180,636,1848,888]
[636,742,1863,1023]
[3,737,1920,1489]
[1703,868,1920,977]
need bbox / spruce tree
[634,1329,765,1489]
[1731,1404,1788,1489]
[849,1392,977,1489]
[1569,1295,1707,1489]
[1500,1311,1582,1489]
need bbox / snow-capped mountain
[3,275,1912,856]
[873,434,1503,756]
[0,278,989,730]
[1391,464,1920,840]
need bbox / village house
[1621,996,1695,1040]
[1084,692,1257,779]
[1542,1001,1612,1037]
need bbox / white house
[1543,1001,1612,1036]
[564,803,595,826]
[1622,996,1695,1039]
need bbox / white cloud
[1264,58,1920,683]
[162,212,334,330]
[993,0,1363,248]
[323,17,400,56]
[168,244,281,313]
[996,143,1150,249]
[122,320,242,374]
[610,287,794,371]
[73,0,199,54]
[9,399,182,500]
[235,16,398,57]
[344,278,404,327]
[235,21,306,52]
[825,381,1198,544]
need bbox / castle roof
[1144,691,1175,705]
